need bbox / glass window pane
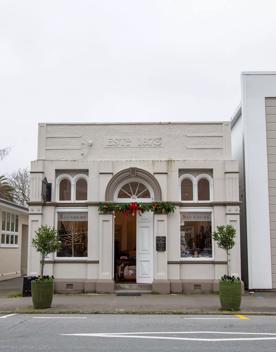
[1,234,5,244]
[57,212,88,257]
[10,235,14,244]
[180,212,212,258]
[59,179,71,201]
[14,235,18,245]
[15,215,18,232]
[118,182,150,199]
[181,179,193,201]
[2,212,6,231]
[198,179,210,201]
[76,179,87,201]
[6,234,10,244]
[7,213,10,231]
[11,214,15,232]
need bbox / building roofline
[242,71,276,76]
[0,198,28,213]
[230,105,242,129]
[38,121,230,126]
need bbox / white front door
[136,211,153,283]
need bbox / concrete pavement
[0,278,276,315]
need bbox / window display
[57,212,88,257]
[180,212,212,258]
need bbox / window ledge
[168,260,227,265]
[45,259,99,264]
[0,244,19,248]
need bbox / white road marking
[62,331,276,342]
[0,314,16,319]
[33,316,87,319]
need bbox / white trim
[179,174,213,203]
[179,174,196,202]
[114,177,154,203]
[196,174,213,202]
[55,207,88,260]
[179,207,214,261]
[56,174,88,202]
[72,174,88,202]
[56,174,73,202]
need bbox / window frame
[114,178,154,203]
[179,173,213,203]
[54,207,89,260]
[196,174,213,202]
[73,174,88,202]
[179,207,214,261]
[56,174,88,203]
[0,211,19,248]
[179,174,196,202]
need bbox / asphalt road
[1,314,276,352]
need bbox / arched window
[117,181,151,201]
[59,179,71,201]
[181,178,193,201]
[75,178,87,201]
[198,178,210,201]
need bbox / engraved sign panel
[104,137,162,148]
[156,236,166,252]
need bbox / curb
[1,309,276,316]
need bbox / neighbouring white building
[0,198,28,281]
[28,122,241,293]
[231,72,276,290]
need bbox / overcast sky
[1,0,276,174]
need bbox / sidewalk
[1,291,276,315]
[1,278,276,315]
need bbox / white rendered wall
[241,72,276,289]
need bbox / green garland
[98,201,176,215]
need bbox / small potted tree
[213,225,241,311]
[31,225,61,309]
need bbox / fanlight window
[76,178,87,201]
[181,178,193,201]
[117,182,151,200]
[198,178,210,201]
[59,179,71,201]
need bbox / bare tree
[0,175,14,201]
[0,147,11,161]
[8,168,30,207]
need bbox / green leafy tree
[32,225,61,277]
[0,175,14,201]
[213,225,236,276]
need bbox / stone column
[97,213,114,292]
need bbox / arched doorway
[106,168,161,284]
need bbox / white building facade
[28,122,240,293]
[231,72,276,290]
[0,198,28,281]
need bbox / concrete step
[115,283,152,291]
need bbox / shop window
[180,212,212,258]
[198,178,210,201]
[57,212,88,257]
[75,178,87,201]
[59,179,71,201]
[181,178,193,201]
[1,211,19,247]
[117,182,151,200]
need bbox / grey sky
[1,0,276,173]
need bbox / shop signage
[156,236,166,252]
[181,212,211,222]
[58,212,88,221]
